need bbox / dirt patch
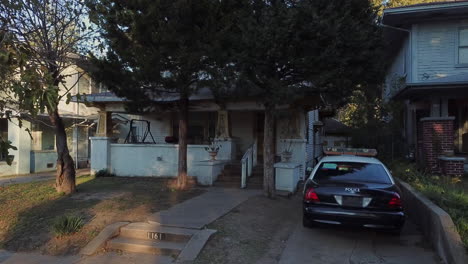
[0,176,204,256]
[195,194,301,264]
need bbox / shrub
[95,169,115,177]
[52,215,84,236]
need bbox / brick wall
[420,117,455,173]
[416,122,424,166]
[439,159,465,177]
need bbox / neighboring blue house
[383,1,468,174]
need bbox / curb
[397,179,468,264]
[80,221,130,256]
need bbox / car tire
[302,215,315,228]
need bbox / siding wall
[384,19,468,100]
[384,37,409,99]
[414,21,468,82]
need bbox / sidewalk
[0,169,90,187]
[148,187,261,229]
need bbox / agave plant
[52,215,84,236]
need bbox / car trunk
[311,181,398,210]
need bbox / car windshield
[312,161,391,184]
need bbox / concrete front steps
[105,222,215,262]
[214,162,264,189]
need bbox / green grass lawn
[0,175,204,255]
[390,161,468,250]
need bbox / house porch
[402,89,468,175]
[90,107,313,187]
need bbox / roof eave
[383,2,468,15]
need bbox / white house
[0,65,100,176]
[81,89,324,189]
[382,1,468,174]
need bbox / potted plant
[205,141,221,161]
[281,140,293,162]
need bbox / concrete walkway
[0,169,90,187]
[279,220,442,264]
[148,187,261,229]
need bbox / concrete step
[216,179,241,184]
[213,182,241,188]
[248,179,263,184]
[119,222,195,243]
[222,169,263,175]
[107,237,185,255]
[221,172,240,177]
[247,183,263,189]
[218,175,241,180]
[214,181,263,189]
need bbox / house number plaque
[147,232,165,240]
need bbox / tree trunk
[177,95,189,190]
[49,109,76,194]
[263,105,276,198]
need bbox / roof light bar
[323,147,377,157]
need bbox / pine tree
[231,0,385,197]
[87,0,237,189]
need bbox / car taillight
[305,188,320,203]
[388,193,402,209]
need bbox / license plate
[147,232,165,240]
[342,196,362,207]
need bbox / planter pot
[281,152,292,163]
[208,151,218,161]
[6,155,14,163]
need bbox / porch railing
[241,140,257,188]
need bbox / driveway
[279,220,441,264]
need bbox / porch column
[215,110,230,138]
[420,116,455,173]
[214,110,236,160]
[96,111,112,137]
[90,110,112,174]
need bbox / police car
[303,148,405,231]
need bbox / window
[313,162,392,184]
[31,123,55,151]
[458,28,468,64]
